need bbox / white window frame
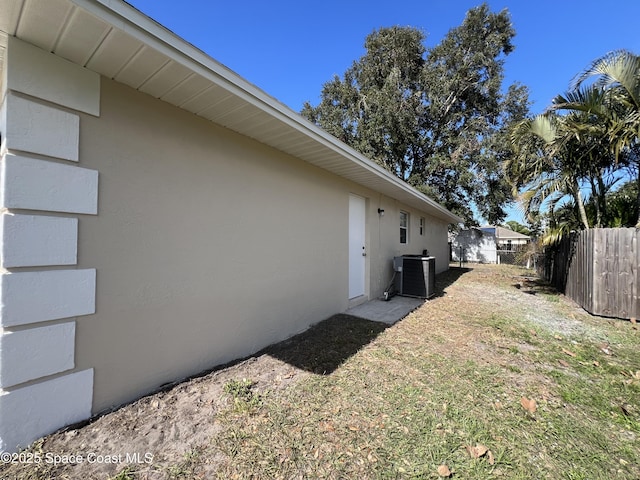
[400,211,409,244]
[419,217,425,236]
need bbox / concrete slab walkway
[346,295,424,325]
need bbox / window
[419,217,425,236]
[400,211,409,244]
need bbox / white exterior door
[349,194,366,299]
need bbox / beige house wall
[75,79,450,412]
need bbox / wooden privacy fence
[540,228,639,320]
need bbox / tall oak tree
[302,3,529,224]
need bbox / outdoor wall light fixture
[378,208,385,216]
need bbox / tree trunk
[590,178,601,227]
[574,181,590,230]
[596,174,607,227]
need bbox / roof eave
[2,0,462,224]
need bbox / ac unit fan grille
[394,255,435,299]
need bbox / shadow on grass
[434,266,472,297]
[515,276,561,296]
[264,314,388,375]
[263,268,472,375]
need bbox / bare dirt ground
[1,264,636,479]
[3,345,315,479]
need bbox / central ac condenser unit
[393,255,436,299]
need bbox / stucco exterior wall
[75,79,450,412]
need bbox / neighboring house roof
[483,226,530,240]
[448,227,495,243]
[0,0,462,224]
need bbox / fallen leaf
[488,450,495,465]
[554,335,563,340]
[530,330,537,336]
[562,348,577,357]
[558,359,570,367]
[630,317,636,324]
[466,444,489,458]
[348,425,359,431]
[593,361,600,367]
[320,420,335,432]
[437,464,452,477]
[520,397,537,413]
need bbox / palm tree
[506,113,592,230]
[552,50,640,226]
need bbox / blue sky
[127,0,640,223]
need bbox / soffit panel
[114,44,169,89]
[55,8,111,66]
[16,0,72,52]
[0,0,23,36]
[192,90,248,122]
[85,29,143,78]
[138,59,192,98]
[160,72,212,106]
[0,35,5,80]
[216,111,279,138]
[178,84,223,114]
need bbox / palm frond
[572,50,640,109]
[510,113,557,145]
[542,225,572,246]
[552,86,609,116]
